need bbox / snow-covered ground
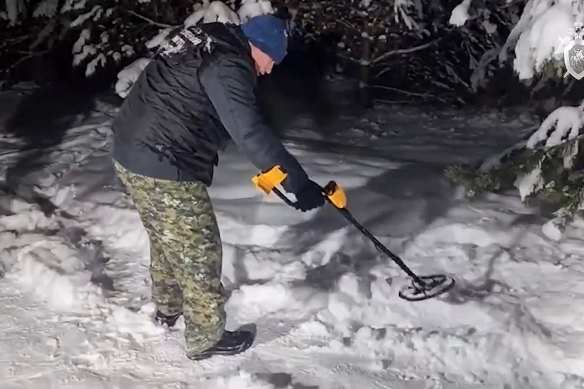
[1,85,584,389]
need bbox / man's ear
[249,42,257,57]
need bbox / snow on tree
[113,0,274,97]
[0,0,530,102]
[145,28,175,50]
[446,2,584,233]
[501,1,579,81]
[5,0,26,24]
[115,57,152,98]
[184,0,240,27]
[64,2,148,77]
[448,101,584,233]
[448,0,471,27]
[33,0,59,18]
[283,0,526,104]
[238,0,272,25]
[392,0,421,31]
[0,0,274,88]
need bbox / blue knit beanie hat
[241,14,287,64]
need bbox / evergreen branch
[447,131,584,226]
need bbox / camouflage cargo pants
[114,161,226,357]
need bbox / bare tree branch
[369,84,438,99]
[126,10,177,28]
[371,38,441,65]
[373,66,393,79]
[2,49,49,87]
[336,19,359,33]
[6,34,32,44]
[374,98,419,104]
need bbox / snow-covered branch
[452,103,584,232]
[238,0,272,24]
[115,58,152,98]
[527,106,584,149]
[495,0,584,79]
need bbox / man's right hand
[295,180,325,212]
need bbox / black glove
[295,180,325,212]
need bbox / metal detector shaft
[331,206,426,285]
[272,187,427,286]
[272,187,298,209]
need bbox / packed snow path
[1,85,584,389]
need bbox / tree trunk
[358,35,372,108]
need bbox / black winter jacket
[112,22,309,193]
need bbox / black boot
[187,330,254,360]
[154,310,182,327]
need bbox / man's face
[250,44,275,75]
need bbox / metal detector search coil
[252,165,455,302]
